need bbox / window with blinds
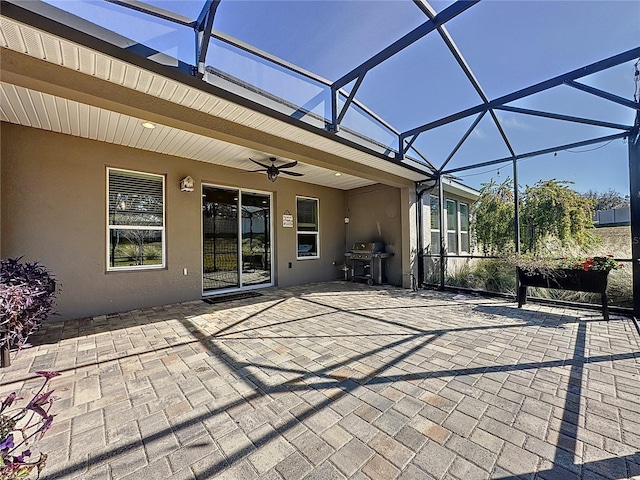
[107,168,165,270]
[296,196,319,259]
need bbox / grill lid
[349,242,385,253]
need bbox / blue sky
[48,0,639,194]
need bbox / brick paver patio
[1,281,638,479]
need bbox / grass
[111,242,163,267]
[590,226,631,258]
[439,226,632,308]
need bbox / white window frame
[106,167,165,271]
[296,196,320,260]
[429,194,440,255]
[446,199,458,255]
[459,202,470,254]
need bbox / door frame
[201,183,274,296]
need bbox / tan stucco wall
[1,124,347,320]
[345,185,404,285]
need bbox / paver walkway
[0,282,638,480]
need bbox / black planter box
[516,267,610,320]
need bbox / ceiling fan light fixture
[247,157,302,182]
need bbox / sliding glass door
[241,192,271,287]
[202,185,272,293]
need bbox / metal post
[629,123,640,318]
[416,183,424,288]
[513,158,520,253]
[438,175,446,290]
[329,86,339,132]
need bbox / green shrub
[446,258,516,294]
[143,245,162,261]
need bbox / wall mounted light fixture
[180,176,194,192]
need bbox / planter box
[516,267,610,320]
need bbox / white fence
[594,207,630,226]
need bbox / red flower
[582,258,594,271]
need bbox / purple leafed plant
[0,258,57,352]
[0,371,60,479]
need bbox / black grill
[345,242,392,286]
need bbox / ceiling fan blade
[249,158,271,169]
[277,160,298,170]
[280,170,304,177]
[244,169,267,173]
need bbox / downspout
[416,182,424,288]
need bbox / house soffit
[0,11,428,189]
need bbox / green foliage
[558,255,623,271]
[521,180,595,252]
[471,178,515,255]
[115,243,162,266]
[143,245,162,261]
[582,189,630,211]
[471,178,596,254]
[445,258,517,294]
[443,257,631,307]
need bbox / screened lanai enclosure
[1,0,639,317]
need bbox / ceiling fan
[247,157,304,182]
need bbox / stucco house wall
[0,9,425,321]
[1,124,348,320]
[345,185,403,286]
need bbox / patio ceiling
[0,81,374,190]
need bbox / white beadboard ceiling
[0,82,372,189]
[0,14,429,189]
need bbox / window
[296,196,319,259]
[107,168,164,270]
[460,203,470,253]
[446,199,458,254]
[429,195,440,255]
[428,196,471,256]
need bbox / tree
[582,189,630,211]
[471,178,515,255]
[471,178,596,254]
[521,180,595,252]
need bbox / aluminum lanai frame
[4,0,640,317]
[321,0,639,316]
